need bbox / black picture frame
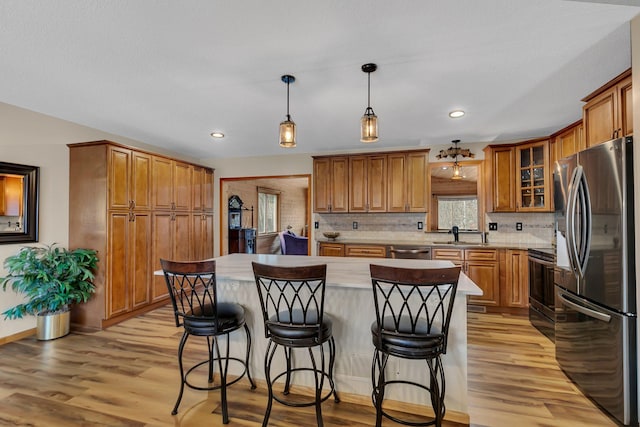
[0,162,39,244]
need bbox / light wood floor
[0,306,618,426]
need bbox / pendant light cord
[286,80,291,121]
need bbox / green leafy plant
[1,244,99,319]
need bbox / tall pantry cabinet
[68,141,215,330]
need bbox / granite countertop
[315,238,551,251]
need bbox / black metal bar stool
[160,258,256,424]
[252,262,339,427]
[369,264,461,427]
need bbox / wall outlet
[314,221,319,229]
[516,222,523,231]
[417,221,423,230]
[489,222,498,231]
[352,221,358,230]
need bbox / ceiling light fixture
[279,74,296,148]
[360,63,378,143]
[449,110,465,118]
[437,139,474,180]
[210,131,225,138]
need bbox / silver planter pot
[36,310,70,340]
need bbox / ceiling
[1,1,639,160]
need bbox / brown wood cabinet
[583,68,632,147]
[501,249,529,308]
[313,156,349,213]
[484,138,552,213]
[484,145,516,212]
[387,151,429,212]
[552,120,584,161]
[68,140,214,330]
[344,244,386,258]
[349,154,387,212]
[432,247,500,308]
[313,149,428,213]
[318,242,345,256]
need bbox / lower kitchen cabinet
[151,211,192,302]
[318,242,345,257]
[344,244,386,258]
[501,249,529,308]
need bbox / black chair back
[252,262,327,343]
[369,265,460,355]
[160,259,220,333]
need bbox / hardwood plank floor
[0,306,618,426]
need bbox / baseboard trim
[0,328,36,346]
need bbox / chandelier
[436,139,474,180]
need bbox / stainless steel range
[528,247,556,342]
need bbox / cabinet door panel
[173,161,192,210]
[203,169,214,211]
[131,152,151,210]
[131,212,151,309]
[152,157,173,210]
[151,213,173,301]
[503,249,529,308]
[108,147,130,210]
[330,157,349,212]
[107,212,130,317]
[620,77,633,137]
[584,90,616,147]
[173,213,192,261]
[368,155,387,212]
[467,262,500,306]
[387,153,407,212]
[406,152,428,212]
[492,147,516,212]
[349,156,367,212]
[313,158,331,212]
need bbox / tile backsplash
[314,212,554,246]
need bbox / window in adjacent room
[258,187,280,234]
[437,196,478,231]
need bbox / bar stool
[252,262,339,427]
[369,264,461,427]
[160,259,256,424]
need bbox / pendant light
[436,139,474,180]
[360,63,378,143]
[279,75,296,148]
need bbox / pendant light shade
[279,75,296,148]
[451,162,463,180]
[361,63,378,143]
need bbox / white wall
[0,102,161,338]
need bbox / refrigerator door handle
[566,166,580,276]
[575,167,592,275]
[557,290,612,323]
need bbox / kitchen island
[186,253,482,424]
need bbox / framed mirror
[0,162,39,244]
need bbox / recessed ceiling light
[449,110,465,118]
[210,132,225,138]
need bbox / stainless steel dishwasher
[387,245,432,259]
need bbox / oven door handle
[557,289,611,323]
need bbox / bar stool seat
[369,264,461,427]
[252,262,339,427]
[161,258,256,424]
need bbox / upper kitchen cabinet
[151,157,192,211]
[484,144,516,212]
[313,156,349,213]
[192,166,214,212]
[484,138,552,213]
[387,150,429,213]
[349,154,387,212]
[516,138,551,212]
[108,146,151,211]
[552,120,584,162]
[582,68,632,148]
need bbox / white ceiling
[1,1,639,160]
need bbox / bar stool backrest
[369,265,461,354]
[252,262,327,343]
[160,259,219,331]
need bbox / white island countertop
[211,253,482,295]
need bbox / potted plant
[0,243,99,340]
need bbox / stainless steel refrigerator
[554,136,637,426]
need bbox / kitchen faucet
[449,225,460,242]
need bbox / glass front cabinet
[516,138,551,212]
